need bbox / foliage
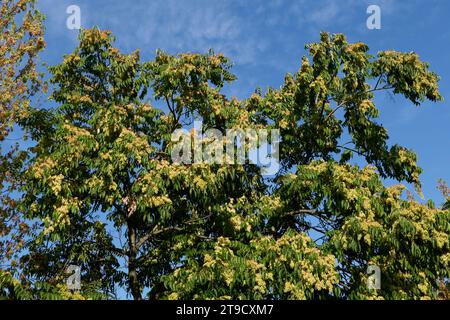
[2,25,449,300]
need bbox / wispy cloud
[76,0,270,65]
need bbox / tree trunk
[127,222,142,300]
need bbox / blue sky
[35,0,450,204]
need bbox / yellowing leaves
[29,157,56,179]
[254,273,266,294]
[222,269,234,287]
[193,176,207,191]
[147,195,172,208]
[229,215,243,231]
[48,174,64,195]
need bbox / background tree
[18,29,450,300]
[0,0,46,299]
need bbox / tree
[17,29,450,300]
[0,0,46,299]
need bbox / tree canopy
[1,2,449,300]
